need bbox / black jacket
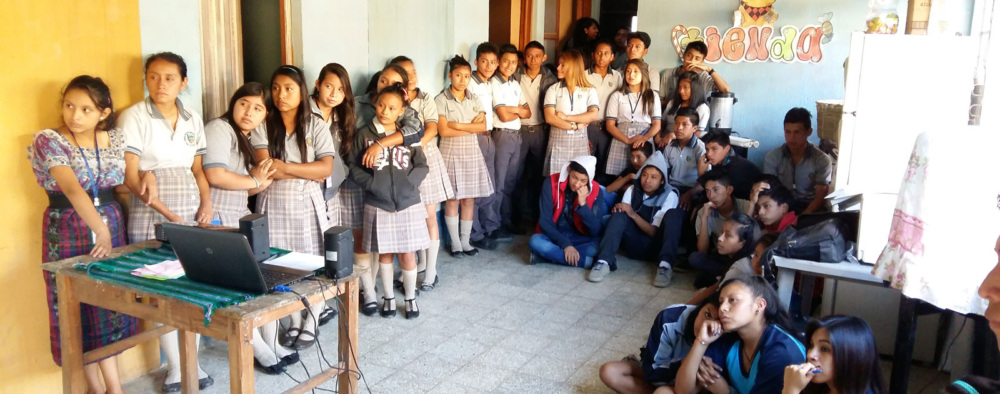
[347,122,428,212]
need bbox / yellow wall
[0,1,160,392]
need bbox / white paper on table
[263,252,324,272]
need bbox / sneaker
[654,266,673,288]
[490,229,514,242]
[470,237,499,250]
[588,261,610,282]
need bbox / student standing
[585,40,623,183]
[543,49,600,176]
[119,52,214,392]
[491,44,531,239]
[204,82,304,373]
[515,41,558,231]
[348,83,430,318]
[251,65,335,349]
[622,32,660,93]
[530,155,606,268]
[390,56,454,290]
[660,41,730,106]
[437,56,494,258]
[605,59,661,178]
[28,75,138,394]
[468,43,503,249]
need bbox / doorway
[241,0,283,84]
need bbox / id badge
[325,176,333,188]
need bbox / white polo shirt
[120,97,206,171]
[606,91,662,123]
[585,68,623,119]
[469,72,494,130]
[543,82,600,119]
[519,72,545,126]
[491,74,527,130]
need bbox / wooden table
[42,241,362,394]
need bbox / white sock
[289,309,303,328]
[423,243,440,286]
[417,249,428,272]
[161,331,208,384]
[401,268,417,300]
[302,303,324,335]
[445,215,462,252]
[459,220,474,251]
[356,253,377,305]
[379,263,395,299]
[251,328,280,366]
[659,261,672,269]
[370,253,381,286]
[259,320,291,358]
[596,259,608,267]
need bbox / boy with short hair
[762,107,832,214]
[622,32,660,92]
[469,42,502,249]
[492,44,531,237]
[691,169,750,287]
[586,39,623,184]
[663,107,707,210]
[659,41,730,104]
[589,151,685,288]
[699,130,761,200]
[748,184,798,233]
[515,41,559,231]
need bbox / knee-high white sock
[423,243,440,285]
[459,220,474,251]
[379,263,395,299]
[302,303,324,334]
[251,328,280,366]
[259,320,293,358]
[370,253,381,286]
[445,215,462,252]
[401,268,417,300]
[161,332,208,384]
[356,253,376,305]
[289,308,303,328]
[417,249,428,272]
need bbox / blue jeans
[529,233,598,268]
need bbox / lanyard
[627,93,640,118]
[69,132,102,205]
[565,87,575,112]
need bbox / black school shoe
[470,237,499,250]
[489,229,514,242]
[448,248,465,258]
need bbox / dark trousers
[515,124,548,225]
[587,122,612,184]
[689,251,731,288]
[472,133,500,241]
[595,208,684,270]
[493,128,522,230]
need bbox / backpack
[761,218,860,284]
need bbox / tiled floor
[124,235,951,393]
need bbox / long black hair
[64,75,115,131]
[221,82,268,172]
[619,58,658,119]
[683,291,720,343]
[312,63,356,158]
[266,65,310,162]
[718,275,802,343]
[726,213,762,263]
[666,71,707,116]
[803,316,886,394]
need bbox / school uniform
[543,82,600,175]
[659,68,717,104]
[662,137,707,192]
[28,128,138,366]
[640,304,698,387]
[604,89,662,175]
[709,151,762,200]
[434,88,494,200]
[703,324,806,394]
[621,62,661,94]
[516,68,558,223]
[469,73,501,240]
[354,93,424,146]
[250,118,335,255]
[585,67,623,178]
[348,120,430,254]
[761,143,833,213]
[119,97,206,243]
[663,101,711,132]
[410,89,454,205]
[490,73,528,230]
[530,156,606,268]
[202,118,256,226]
[305,99,352,229]
[690,197,752,281]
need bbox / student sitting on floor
[783,315,886,394]
[588,151,683,288]
[762,107,833,215]
[748,183,798,233]
[529,155,606,268]
[675,276,806,394]
[605,140,654,205]
[690,169,751,288]
[599,294,720,394]
[699,130,761,200]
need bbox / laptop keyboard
[260,268,306,287]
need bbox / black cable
[334,290,373,394]
[917,316,970,394]
[288,289,317,394]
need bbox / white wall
[298,0,370,93]
[138,0,204,115]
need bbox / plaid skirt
[544,127,590,176]
[440,134,494,200]
[418,143,455,205]
[605,121,651,175]
[337,179,365,229]
[210,186,250,227]
[127,167,199,243]
[362,203,429,254]
[257,179,328,255]
[42,202,138,366]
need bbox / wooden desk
[42,241,362,394]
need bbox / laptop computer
[161,223,315,294]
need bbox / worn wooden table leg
[228,319,254,394]
[178,330,199,393]
[57,274,85,394]
[339,278,359,394]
